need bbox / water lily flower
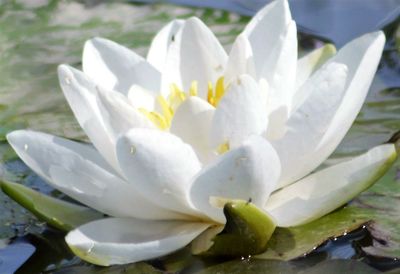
[5,0,397,266]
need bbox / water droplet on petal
[24,144,28,151]
[65,77,71,85]
[130,145,136,155]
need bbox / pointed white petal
[211,75,268,148]
[147,19,185,72]
[66,217,209,266]
[274,31,386,188]
[170,97,216,164]
[58,64,118,170]
[164,17,228,99]
[96,86,154,140]
[127,84,158,111]
[116,128,203,216]
[224,34,256,85]
[262,20,297,111]
[243,0,293,79]
[295,44,337,91]
[190,136,281,223]
[266,144,397,227]
[7,130,186,220]
[83,37,160,94]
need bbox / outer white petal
[116,128,203,217]
[96,86,154,140]
[164,17,228,99]
[66,217,209,266]
[83,37,160,94]
[266,144,397,227]
[147,19,185,72]
[170,97,216,164]
[210,74,268,149]
[190,136,281,223]
[7,130,187,220]
[295,44,337,91]
[260,20,297,112]
[224,34,256,85]
[274,31,386,188]
[242,0,293,79]
[58,64,118,170]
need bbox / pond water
[0,0,399,273]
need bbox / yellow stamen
[169,83,187,110]
[206,77,225,107]
[189,81,198,96]
[139,108,168,130]
[157,96,173,123]
[216,142,230,154]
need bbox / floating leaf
[50,262,163,274]
[257,207,369,261]
[196,258,380,274]
[1,181,103,232]
[192,200,276,257]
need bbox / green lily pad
[195,259,380,274]
[0,181,103,232]
[354,157,400,258]
[257,207,369,261]
[192,200,276,257]
[50,262,163,274]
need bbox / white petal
[96,86,154,140]
[66,217,209,266]
[224,34,256,85]
[190,136,281,223]
[116,128,203,217]
[127,84,158,111]
[243,0,293,78]
[210,74,268,148]
[163,17,228,99]
[147,19,185,72]
[260,20,297,112]
[170,97,216,164]
[7,130,186,220]
[274,31,386,188]
[266,144,397,227]
[83,37,160,94]
[295,44,337,91]
[58,64,118,170]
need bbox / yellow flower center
[140,77,225,130]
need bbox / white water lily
[6,0,397,266]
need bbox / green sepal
[192,200,276,257]
[1,180,103,231]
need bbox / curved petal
[224,34,256,85]
[190,136,281,223]
[295,44,337,91]
[66,217,209,266]
[58,64,118,170]
[163,17,228,99]
[83,37,160,95]
[116,128,203,217]
[210,74,268,149]
[147,19,185,72]
[242,0,293,79]
[96,86,155,140]
[266,144,397,227]
[170,97,216,164]
[273,31,386,188]
[7,130,186,220]
[260,20,297,112]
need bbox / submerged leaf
[0,181,103,232]
[192,200,276,257]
